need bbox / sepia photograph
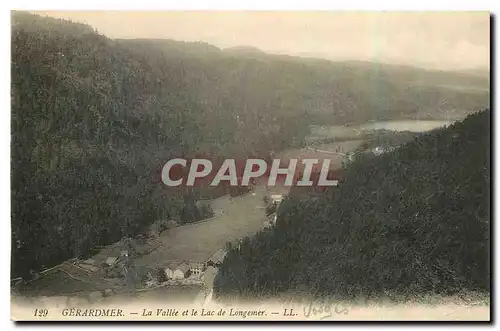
[9,10,491,321]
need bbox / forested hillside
[119,38,490,127]
[11,12,201,277]
[10,12,313,277]
[10,11,489,278]
[214,110,490,301]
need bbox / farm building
[164,264,180,280]
[206,249,227,267]
[189,262,205,276]
[164,262,190,280]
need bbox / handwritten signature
[303,296,400,320]
[303,299,350,320]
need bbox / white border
[8,1,500,11]
[2,1,497,330]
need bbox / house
[189,262,204,276]
[270,194,284,205]
[164,262,190,280]
[164,265,174,280]
[206,249,227,268]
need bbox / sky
[34,11,490,71]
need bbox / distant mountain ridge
[223,45,266,55]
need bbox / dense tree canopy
[214,110,490,300]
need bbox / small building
[371,146,385,156]
[164,265,175,280]
[189,262,204,276]
[206,249,227,268]
[270,194,284,205]
[164,262,190,280]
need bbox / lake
[307,120,455,144]
[358,120,453,132]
